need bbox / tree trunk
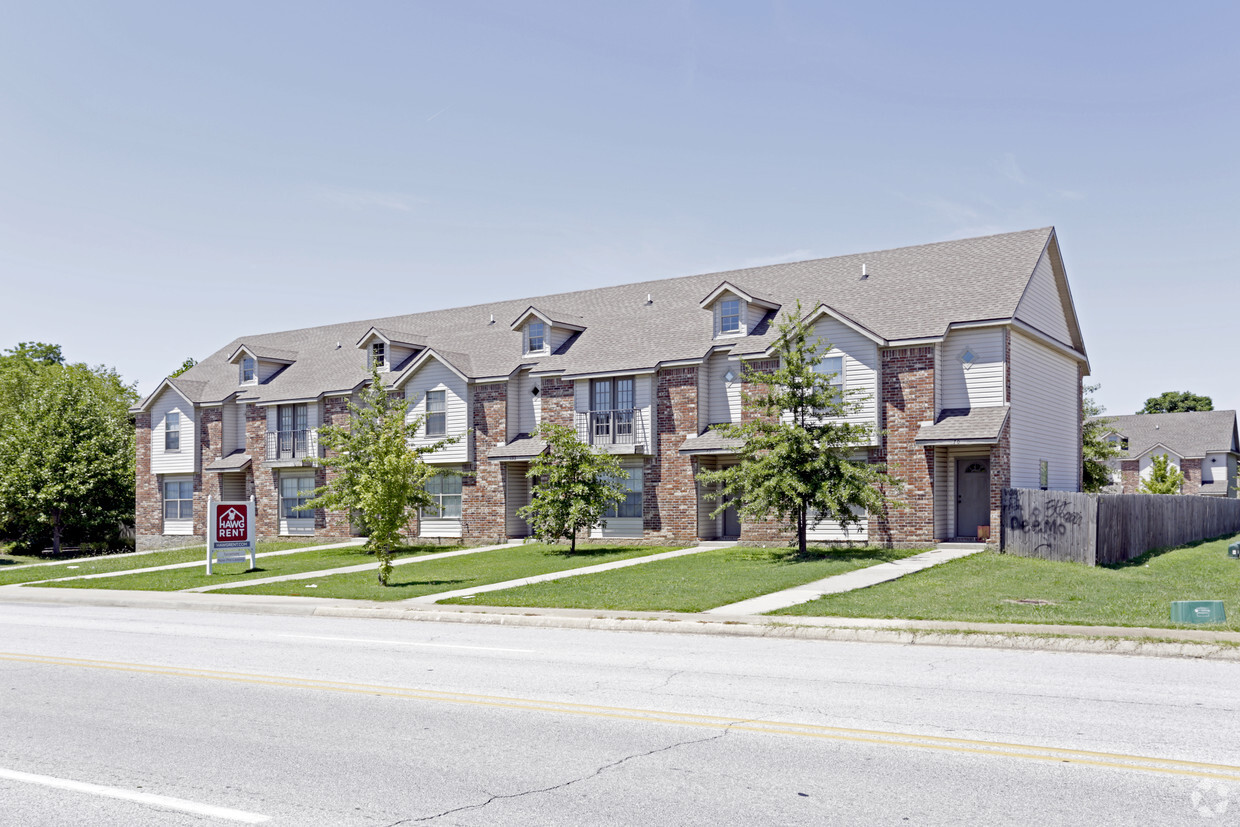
[570,531,577,553]
[797,503,807,555]
[51,508,63,555]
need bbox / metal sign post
[207,495,257,574]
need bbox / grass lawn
[33,543,453,592]
[225,544,682,601]
[1,540,322,587]
[440,546,924,613]
[773,533,1240,631]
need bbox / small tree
[170,357,197,378]
[1139,454,1184,495]
[1140,391,1213,414]
[0,361,137,553]
[1082,383,1123,493]
[697,301,899,554]
[299,367,464,584]
[517,422,628,552]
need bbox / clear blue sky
[1,1,1236,415]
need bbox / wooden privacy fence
[1000,488,1240,566]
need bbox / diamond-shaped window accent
[960,348,976,370]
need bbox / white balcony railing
[575,409,648,447]
[266,428,319,461]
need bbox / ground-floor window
[162,476,194,535]
[603,466,643,519]
[422,473,462,519]
[280,474,316,518]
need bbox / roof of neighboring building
[678,428,747,455]
[143,227,1080,408]
[487,435,548,461]
[204,451,252,472]
[1199,480,1232,496]
[916,406,1011,446]
[1098,411,1240,459]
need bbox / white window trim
[372,341,387,371]
[715,297,747,338]
[164,411,181,452]
[525,321,548,355]
[240,357,257,385]
[425,389,447,437]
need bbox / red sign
[215,503,249,544]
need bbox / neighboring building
[132,227,1088,550]
[1098,411,1240,497]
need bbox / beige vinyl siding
[933,448,950,539]
[220,473,247,501]
[505,466,531,536]
[1015,250,1073,345]
[388,344,416,370]
[509,370,539,437]
[933,344,943,418]
[405,359,471,464]
[635,374,653,449]
[574,379,590,416]
[806,509,868,542]
[1202,454,1225,484]
[549,325,574,354]
[811,317,879,435]
[221,400,247,454]
[701,351,742,428]
[256,359,285,384]
[150,387,196,475]
[1009,330,1080,490]
[941,328,1005,409]
[747,302,768,332]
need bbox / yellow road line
[5,652,1238,781]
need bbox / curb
[2,587,1238,661]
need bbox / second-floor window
[241,358,255,383]
[164,412,180,451]
[590,377,635,443]
[814,356,845,400]
[720,299,741,334]
[277,404,308,457]
[372,342,386,369]
[527,321,546,353]
[426,390,446,436]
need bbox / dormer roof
[509,306,587,332]
[227,344,297,365]
[699,281,781,311]
[355,326,427,349]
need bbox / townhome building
[132,227,1088,550]
[1098,410,1239,496]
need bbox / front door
[722,495,740,539]
[955,458,991,539]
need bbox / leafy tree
[170,357,197,378]
[1139,453,1184,495]
[3,341,64,368]
[0,361,138,553]
[1082,383,1123,493]
[298,367,464,584]
[517,422,628,553]
[697,301,899,554]
[1139,391,1213,414]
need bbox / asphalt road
[1,602,1238,825]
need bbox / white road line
[0,767,270,823]
[277,634,534,653]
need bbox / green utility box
[1170,601,1227,624]
[1228,542,1240,559]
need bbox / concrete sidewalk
[707,543,986,615]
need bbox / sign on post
[207,495,257,573]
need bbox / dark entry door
[955,458,990,539]
[722,496,740,538]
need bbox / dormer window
[241,358,255,384]
[527,321,546,353]
[720,299,741,334]
[372,342,386,370]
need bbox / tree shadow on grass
[384,577,473,590]
[762,547,914,565]
[1103,534,1231,570]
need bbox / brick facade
[644,367,699,544]
[1180,458,1201,495]
[871,346,936,545]
[134,413,161,538]
[463,383,507,544]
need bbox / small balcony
[266,428,320,464]
[575,409,649,453]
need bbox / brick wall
[1121,459,1139,493]
[988,419,1012,544]
[735,358,792,544]
[540,376,575,428]
[644,366,699,544]
[319,396,353,537]
[1181,458,1202,495]
[247,404,279,539]
[871,346,935,545]
[134,412,161,539]
[464,383,507,543]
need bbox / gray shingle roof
[1199,480,1231,496]
[487,435,548,461]
[916,406,1010,445]
[678,429,746,455]
[1097,411,1240,459]
[205,451,252,472]
[161,227,1064,406]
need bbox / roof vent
[335,342,341,349]
[646,293,653,305]
[488,314,495,324]
[860,263,868,280]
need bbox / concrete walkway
[184,542,512,592]
[403,542,733,604]
[706,543,986,615]
[14,539,368,586]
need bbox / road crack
[402,720,748,824]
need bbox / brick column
[645,366,698,544]
[736,359,789,545]
[1181,458,1202,495]
[134,412,161,541]
[319,396,353,537]
[247,404,279,539]
[988,420,1012,545]
[540,376,575,428]
[1121,460,1139,493]
[463,383,507,543]
[872,346,935,545]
